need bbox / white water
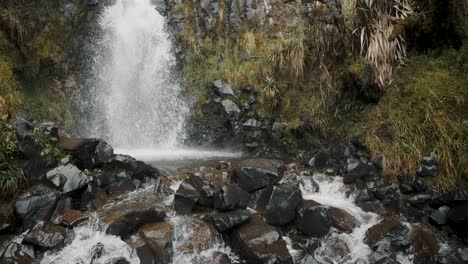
[88,0,188,150]
[300,173,380,264]
[115,148,242,161]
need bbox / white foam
[115,148,242,161]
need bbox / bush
[365,51,468,191]
[0,114,24,199]
[0,56,22,116]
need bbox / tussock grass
[0,56,22,116]
[366,52,468,191]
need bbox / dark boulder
[105,257,131,264]
[23,221,66,249]
[106,178,136,196]
[59,210,89,227]
[329,139,355,160]
[105,208,166,239]
[36,122,59,139]
[432,190,468,208]
[14,185,59,229]
[247,186,274,213]
[231,159,285,192]
[372,184,400,201]
[126,235,155,264]
[364,218,410,250]
[210,209,251,232]
[416,153,438,177]
[376,257,401,264]
[0,243,35,264]
[447,205,468,239]
[174,175,204,212]
[298,205,331,237]
[212,251,231,264]
[227,214,293,263]
[343,159,374,184]
[409,227,439,264]
[328,207,358,233]
[264,184,302,226]
[60,137,114,169]
[81,184,108,211]
[429,206,450,227]
[102,154,161,182]
[0,203,12,233]
[90,169,117,187]
[50,197,71,225]
[308,151,329,169]
[45,164,89,194]
[139,222,173,264]
[213,184,251,211]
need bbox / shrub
[366,52,468,191]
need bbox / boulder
[308,151,329,169]
[376,257,401,264]
[264,184,302,226]
[139,222,173,264]
[91,169,117,187]
[409,227,439,264]
[248,186,274,213]
[0,204,12,233]
[50,197,72,225]
[231,159,285,192]
[227,215,293,263]
[17,133,57,182]
[0,243,35,264]
[429,206,450,227]
[105,208,166,239]
[447,205,468,239]
[36,122,59,139]
[23,221,66,249]
[364,218,410,250]
[343,160,374,184]
[61,138,114,169]
[213,184,251,211]
[210,210,251,232]
[45,164,89,194]
[174,175,204,212]
[212,251,231,264]
[81,184,108,211]
[372,184,400,201]
[213,80,235,96]
[14,185,59,229]
[221,99,240,116]
[432,190,468,208]
[106,178,136,196]
[298,205,331,237]
[104,257,131,264]
[328,207,358,233]
[102,154,161,182]
[316,236,351,262]
[416,153,438,177]
[59,210,89,227]
[126,235,156,264]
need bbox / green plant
[33,128,68,161]
[0,56,22,116]
[0,114,25,198]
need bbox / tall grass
[0,56,22,116]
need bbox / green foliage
[0,56,22,116]
[365,51,468,191]
[0,114,25,199]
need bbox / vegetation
[0,56,22,116]
[0,115,24,199]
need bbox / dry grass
[0,56,22,116]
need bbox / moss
[365,51,468,191]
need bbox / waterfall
[85,0,187,150]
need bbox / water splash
[84,0,188,149]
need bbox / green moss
[365,51,468,191]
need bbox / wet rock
[101,154,161,182]
[429,206,450,227]
[364,218,409,249]
[139,222,173,264]
[213,184,251,211]
[126,235,155,264]
[411,178,428,193]
[50,197,71,225]
[357,201,386,215]
[198,184,216,208]
[372,184,400,201]
[105,208,166,239]
[36,122,59,139]
[376,257,401,264]
[174,175,204,212]
[0,204,12,233]
[264,184,302,226]
[91,169,117,187]
[248,186,274,213]
[104,257,131,264]
[45,164,89,194]
[59,210,89,227]
[210,209,251,232]
[457,248,468,262]
[11,118,33,140]
[328,207,358,233]
[23,221,66,249]
[106,178,137,196]
[371,239,393,263]
[407,194,432,207]
[0,243,35,264]
[14,185,59,229]
[409,226,439,264]
[447,205,468,239]
[217,161,231,170]
[231,159,285,192]
[212,251,231,264]
[343,160,374,184]
[399,183,415,194]
[316,236,351,262]
[298,205,331,237]
[228,214,293,263]
[308,151,329,169]
[302,255,320,264]
[416,153,438,177]
[80,184,108,211]
[213,80,235,96]
[175,218,218,253]
[329,139,355,161]
[432,190,468,207]
[60,138,114,169]
[17,133,57,182]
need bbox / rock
[399,183,415,194]
[81,184,108,211]
[231,159,285,192]
[91,169,117,187]
[409,227,439,264]
[264,184,302,225]
[457,248,468,262]
[60,210,89,227]
[17,133,57,182]
[411,178,428,193]
[36,122,59,139]
[0,243,35,263]
[417,153,438,177]
[372,184,400,201]
[447,205,468,239]
[302,255,320,264]
[139,222,173,264]
[371,239,393,263]
[175,217,218,253]
[212,251,231,264]
[429,206,450,227]
[407,194,432,207]
[308,151,329,169]
[316,236,351,262]
[106,178,136,196]
[174,175,204,212]
[104,257,130,264]
[213,80,235,96]
[243,119,262,128]
[228,214,293,263]
[210,210,251,232]
[126,235,155,264]
[375,257,401,264]
[329,139,355,160]
[45,164,89,193]
[50,197,71,225]
[102,154,161,182]
[221,99,240,115]
[23,221,66,249]
[61,138,114,169]
[88,0,99,6]
[298,205,331,237]
[198,185,216,208]
[328,207,358,233]
[248,186,274,213]
[343,160,374,184]
[432,190,468,207]
[11,118,33,140]
[0,204,12,233]
[213,184,251,211]
[364,218,409,249]
[14,185,59,229]
[105,208,166,239]
[217,161,231,170]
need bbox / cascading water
[85,0,188,150]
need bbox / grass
[0,56,22,116]
[365,51,468,191]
